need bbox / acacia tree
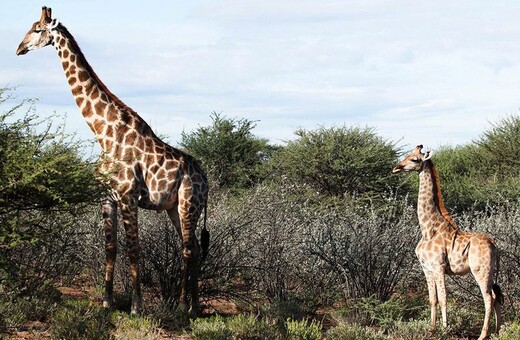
[268,126,403,199]
[0,88,103,292]
[180,112,277,192]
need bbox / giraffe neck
[417,160,458,239]
[50,24,150,154]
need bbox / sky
[2,1,520,151]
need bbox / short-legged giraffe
[16,6,209,314]
[393,145,502,339]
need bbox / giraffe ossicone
[393,145,502,340]
[17,6,209,315]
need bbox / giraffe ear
[424,150,433,160]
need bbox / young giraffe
[393,145,502,339]
[16,7,209,314]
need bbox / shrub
[285,318,322,340]
[180,112,276,192]
[493,321,520,340]
[226,314,276,339]
[50,299,112,340]
[0,88,103,294]
[111,311,162,340]
[326,323,387,340]
[268,125,403,199]
[331,295,425,331]
[190,315,232,340]
[388,319,450,340]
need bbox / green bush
[326,323,387,340]
[190,315,232,340]
[0,88,103,293]
[226,314,277,339]
[180,112,276,191]
[111,311,161,340]
[493,321,520,340]
[285,318,322,340]
[50,300,112,340]
[268,125,403,199]
[331,296,425,331]
[388,319,450,340]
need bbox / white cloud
[3,1,520,150]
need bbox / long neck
[51,24,150,153]
[417,160,458,238]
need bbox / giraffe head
[16,6,60,56]
[392,145,432,173]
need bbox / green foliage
[478,115,520,174]
[226,314,277,339]
[180,112,276,191]
[422,116,520,212]
[269,126,402,199]
[190,315,232,340]
[331,296,425,331]
[285,318,322,340]
[388,319,450,340]
[0,88,103,290]
[111,311,161,340]
[494,321,520,340]
[50,299,112,340]
[326,323,387,340]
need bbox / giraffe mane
[426,160,458,230]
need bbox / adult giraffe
[16,6,209,315]
[393,145,502,339]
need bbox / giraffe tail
[492,284,504,306]
[200,203,210,262]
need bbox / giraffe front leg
[424,271,438,331]
[434,271,448,328]
[102,198,118,309]
[120,201,142,314]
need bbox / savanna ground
[2,87,520,339]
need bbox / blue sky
[3,1,520,150]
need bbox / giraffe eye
[411,157,420,163]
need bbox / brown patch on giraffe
[100,92,108,103]
[78,70,89,82]
[125,131,137,145]
[75,97,84,107]
[106,125,114,137]
[150,164,160,174]
[82,101,93,118]
[68,77,77,86]
[95,101,107,115]
[62,61,69,69]
[71,85,83,96]
[63,49,70,59]
[135,137,145,151]
[91,87,100,100]
[84,81,95,96]
[93,119,105,135]
[70,54,76,63]
[126,167,135,180]
[145,138,154,151]
[106,106,118,122]
[60,38,65,47]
